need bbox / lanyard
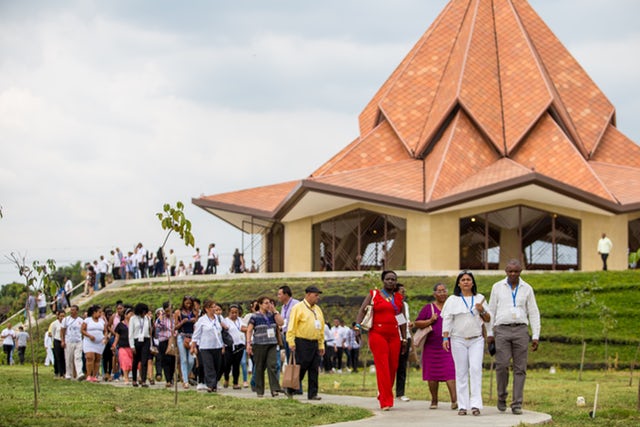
[511,285,519,307]
[380,289,399,314]
[282,299,292,318]
[260,312,273,325]
[303,301,317,319]
[461,295,475,315]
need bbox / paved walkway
[105,379,551,426]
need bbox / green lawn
[0,366,369,427]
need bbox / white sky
[1,0,640,284]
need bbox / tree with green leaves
[6,253,56,414]
[156,201,195,405]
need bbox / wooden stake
[590,383,599,418]
[629,342,640,387]
[579,341,586,381]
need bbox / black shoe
[283,389,293,398]
[512,407,523,415]
[497,400,507,412]
[308,395,322,401]
[132,383,139,387]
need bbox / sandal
[458,409,467,416]
[472,407,480,416]
[183,383,190,389]
[451,402,458,410]
[429,402,438,409]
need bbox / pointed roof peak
[358,0,614,160]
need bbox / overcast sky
[1,0,639,284]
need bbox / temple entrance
[460,206,580,270]
[313,209,406,271]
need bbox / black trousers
[395,337,411,397]
[158,340,175,383]
[200,348,222,389]
[323,343,334,371]
[132,338,150,383]
[601,253,609,270]
[348,347,360,372]
[223,346,244,385]
[333,347,344,369]
[291,338,321,399]
[18,346,26,364]
[53,339,66,377]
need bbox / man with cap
[285,285,325,400]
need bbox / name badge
[267,328,276,338]
[283,319,288,329]
[395,313,407,325]
[510,307,519,320]
[314,320,321,330]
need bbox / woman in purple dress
[415,282,457,410]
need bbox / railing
[0,281,86,328]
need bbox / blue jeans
[177,334,195,384]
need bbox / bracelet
[442,337,449,341]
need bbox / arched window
[313,209,406,271]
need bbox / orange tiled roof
[194,0,640,220]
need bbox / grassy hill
[19,270,640,369]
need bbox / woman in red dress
[356,270,408,410]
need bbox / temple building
[193,0,640,272]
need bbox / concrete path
[105,379,551,426]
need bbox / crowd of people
[353,261,540,416]
[2,259,541,418]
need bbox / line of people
[355,261,540,417]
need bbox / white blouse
[441,293,490,339]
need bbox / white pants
[65,341,84,379]
[45,347,54,366]
[451,336,484,410]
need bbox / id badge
[510,307,518,320]
[267,328,276,338]
[395,313,407,325]
[283,319,288,329]
[314,320,321,330]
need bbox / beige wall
[281,199,636,272]
[284,217,313,272]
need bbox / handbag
[165,335,179,357]
[360,290,377,331]
[412,303,434,352]
[275,325,284,348]
[282,352,301,390]
[183,336,192,349]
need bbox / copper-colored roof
[194,0,640,221]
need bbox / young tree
[6,253,56,414]
[156,201,194,405]
[156,201,195,283]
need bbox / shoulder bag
[360,290,377,331]
[412,303,433,352]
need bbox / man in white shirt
[168,249,177,276]
[487,259,540,415]
[61,305,85,380]
[330,318,348,373]
[97,255,109,288]
[64,277,73,306]
[137,243,147,278]
[205,243,219,274]
[597,233,613,271]
[1,323,16,365]
[49,311,67,378]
